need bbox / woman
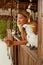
[5,9,38,49]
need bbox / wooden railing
[18,45,41,65]
[13,35,43,65]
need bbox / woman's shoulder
[29,22,38,34]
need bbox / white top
[0,39,13,65]
[23,24,38,47]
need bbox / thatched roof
[0,0,38,12]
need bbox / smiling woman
[5,9,38,49]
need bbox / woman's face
[17,14,27,26]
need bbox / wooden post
[38,0,43,61]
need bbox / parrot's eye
[23,27,25,30]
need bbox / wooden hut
[0,0,43,65]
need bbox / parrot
[23,24,38,48]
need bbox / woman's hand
[4,37,13,47]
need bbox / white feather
[23,24,38,47]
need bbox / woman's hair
[18,9,30,19]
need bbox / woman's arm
[5,26,27,46]
[21,27,27,40]
[11,28,27,46]
[12,40,28,46]
[5,39,28,47]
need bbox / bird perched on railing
[23,24,38,49]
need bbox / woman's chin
[19,24,22,26]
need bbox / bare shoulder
[28,22,38,34]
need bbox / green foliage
[0,20,7,39]
[13,20,18,30]
[0,19,17,39]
